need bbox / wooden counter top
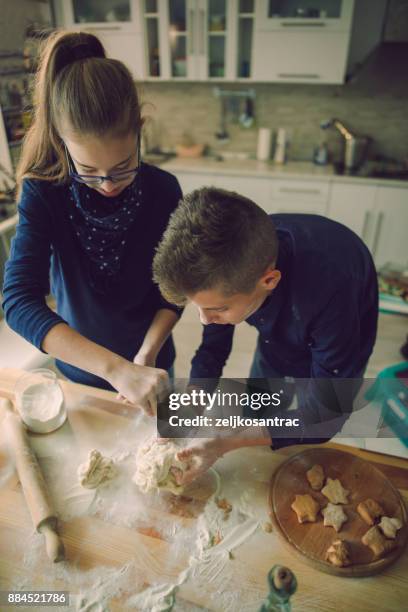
[0,367,407,611]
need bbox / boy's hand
[172,438,230,486]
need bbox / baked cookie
[326,539,351,567]
[291,494,320,523]
[306,464,325,491]
[322,503,348,532]
[362,526,396,559]
[321,478,349,504]
[378,516,403,539]
[357,499,384,526]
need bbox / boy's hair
[153,187,278,306]
[17,30,144,196]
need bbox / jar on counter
[14,369,67,433]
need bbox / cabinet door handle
[281,21,326,27]
[279,187,321,195]
[361,210,371,242]
[189,9,195,54]
[372,212,384,257]
[86,26,121,31]
[199,9,205,54]
[278,73,321,79]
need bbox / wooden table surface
[0,367,407,612]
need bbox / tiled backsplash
[139,81,408,164]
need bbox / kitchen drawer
[211,175,270,211]
[269,199,328,215]
[269,179,330,201]
[173,172,216,195]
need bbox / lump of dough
[133,438,188,495]
[77,449,116,489]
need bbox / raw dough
[378,516,403,539]
[133,438,189,495]
[321,478,349,504]
[78,449,117,489]
[322,503,348,532]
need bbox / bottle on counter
[257,128,272,161]
[273,128,287,164]
[313,141,329,165]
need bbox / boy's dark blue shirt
[190,214,379,447]
[2,163,182,388]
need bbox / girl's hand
[133,351,157,368]
[108,359,169,416]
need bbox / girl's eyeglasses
[64,138,141,186]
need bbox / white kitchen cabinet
[172,169,328,215]
[53,0,142,31]
[177,171,271,211]
[253,0,387,84]
[52,0,144,78]
[211,173,269,208]
[253,0,354,83]
[252,30,350,84]
[265,178,329,214]
[328,182,378,249]
[372,186,408,268]
[141,0,256,80]
[328,182,408,268]
[255,0,354,31]
[174,171,216,194]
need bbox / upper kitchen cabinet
[52,0,145,78]
[142,0,256,81]
[255,0,353,30]
[253,0,386,83]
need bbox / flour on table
[133,438,189,495]
[78,449,117,489]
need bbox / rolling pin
[1,397,65,562]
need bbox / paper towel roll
[256,128,272,161]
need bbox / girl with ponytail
[3,31,183,415]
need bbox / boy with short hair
[153,188,378,484]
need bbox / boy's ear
[260,267,281,290]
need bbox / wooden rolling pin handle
[1,397,65,563]
[38,520,65,563]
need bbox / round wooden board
[269,448,408,576]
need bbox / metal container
[320,119,370,171]
[344,135,371,171]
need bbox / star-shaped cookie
[291,494,320,523]
[321,478,349,504]
[322,503,348,532]
[378,516,403,539]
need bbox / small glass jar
[14,368,67,433]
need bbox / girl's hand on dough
[109,359,169,416]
